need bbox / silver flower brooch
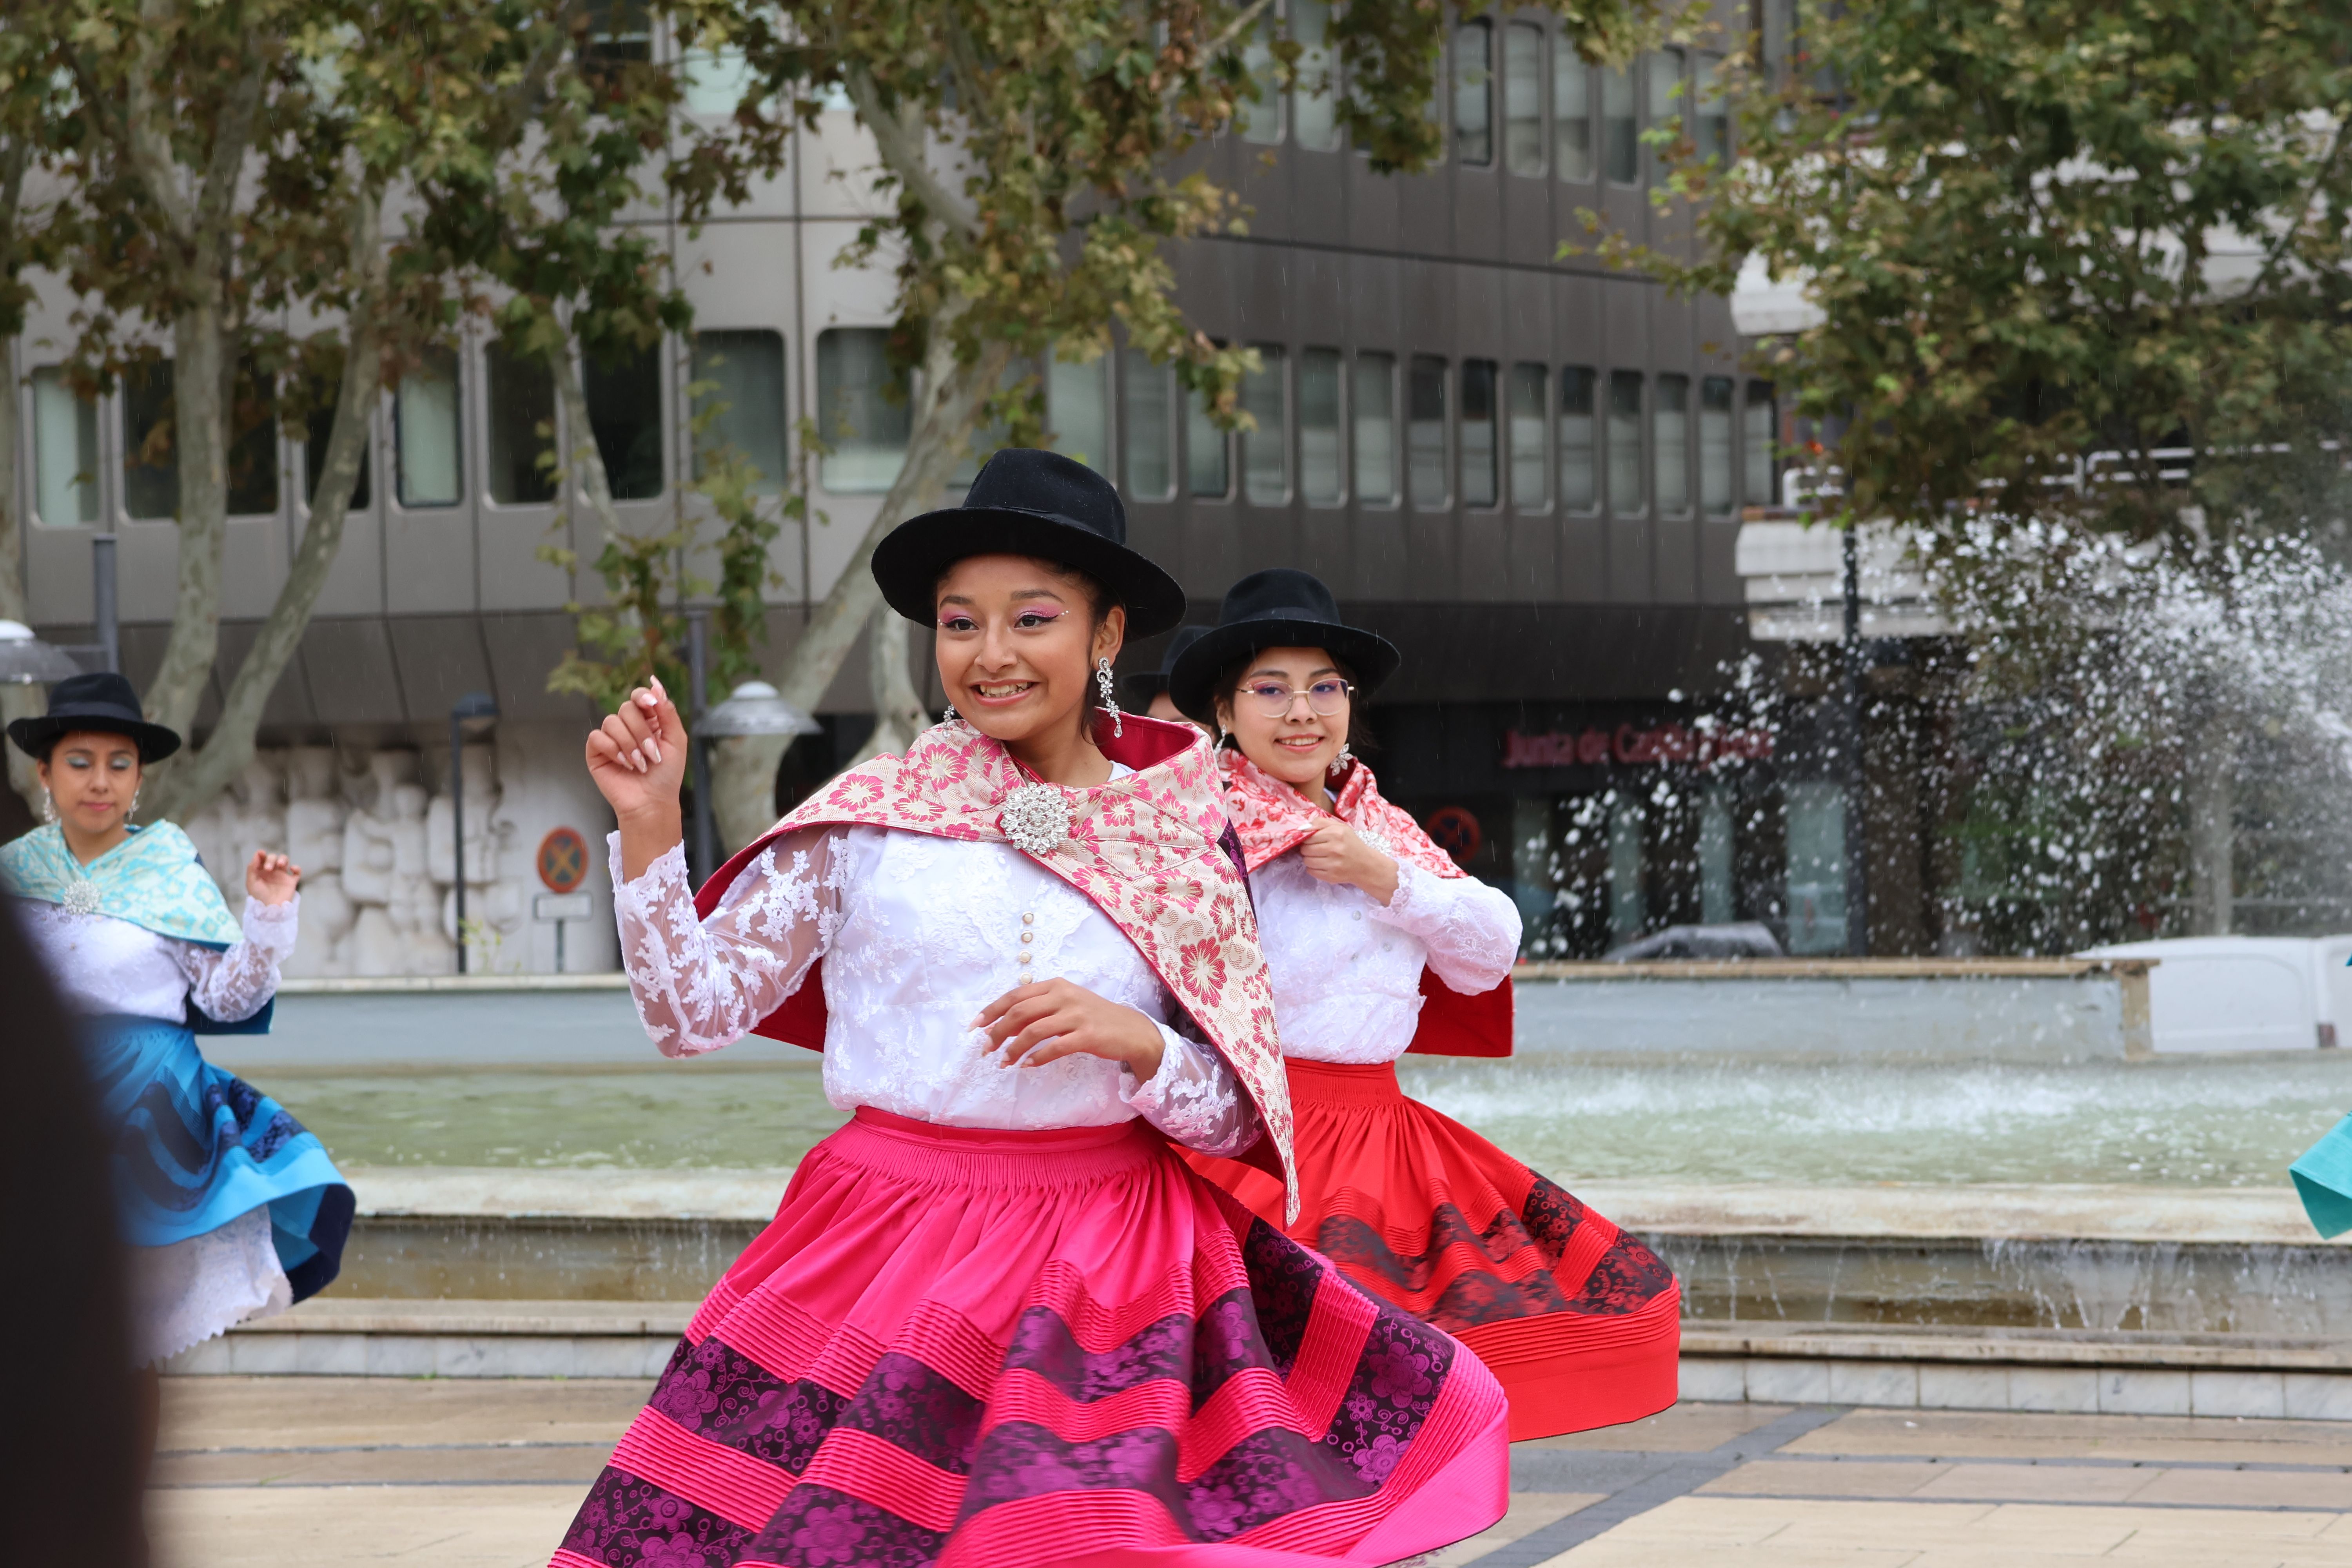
[62,877,102,917]
[999,784,1073,857]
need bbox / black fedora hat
[6,670,182,764]
[871,449,1187,637]
[1119,624,1210,710]
[1167,568,1401,724]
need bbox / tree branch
[122,0,199,247]
[2246,113,2348,304]
[1202,0,1281,66]
[841,64,981,242]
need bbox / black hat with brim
[1119,624,1211,710]
[872,448,1187,638]
[1167,568,1401,724]
[6,670,182,764]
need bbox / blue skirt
[87,1014,354,1301]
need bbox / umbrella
[0,621,85,685]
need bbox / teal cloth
[2292,1115,2352,1238]
[0,821,240,948]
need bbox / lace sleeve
[177,896,299,1024]
[1369,863,1523,994]
[611,826,848,1057]
[1120,1014,1259,1157]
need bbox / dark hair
[1209,644,1373,755]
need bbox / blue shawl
[0,821,242,949]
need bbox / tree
[656,0,1677,741]
[42,0,595,822]
[1613,0,2352,939]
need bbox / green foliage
[1606,0,2352,556]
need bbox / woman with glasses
[1170,568,1681,1440]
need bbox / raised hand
[974,978,1167,1080]
[586,677,691,878]
[1298,819,1399,905]
[246,850,302,906]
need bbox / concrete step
[166,1299,2352,1422]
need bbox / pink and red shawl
[1216,754,1511,1058]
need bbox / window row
[887,343,1777,515]
[23,331,794,526]
[1229,0,1729,189]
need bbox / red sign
[537,827,588,894]
[1423,807,1484,866]
[1501,723,1775,772]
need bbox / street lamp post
[698,677,822,868]
[449,691,500,973]
[1841,523,1870,957]
[687,613,715,886]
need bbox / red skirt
[1183,1060,1681,1442]
[552,1107,1508,1568]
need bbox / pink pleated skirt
[551,1107,1509,1568]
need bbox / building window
[1697,53,1731,165]
[1241,346,1289,505]
[816,327,909,494]
[1655,373,1690,514]
[1122,349,1175,500]
[397,349,463,509]
[1508,362,1547,508]
[301,353,371,513]
[1602,64,1637,186]
[1239,2,1284,145]
[692,330,788,495]
[1559,366,1597,510]
[1047,355,1112,476]
[1700,375,1735,515]
[1187,381,1229,498]
[1745,380,1777,506]
[682,41,756,116]
[1459,359,1498,508]
[1354,352,1397,505]
[1647,50,1684,185]
[1299,348,1343,504]
[1607,369,1643,514]
[1408,354,1448,508]
[486,341,559,505]
[1555,53,1592,182]
[1504,24,1544,175]
[1784,780,1848,955]
[227,365,279,518]
[1609,797,1644,944]
[31,367,97,526]
[1453,21,1492,166]
[585,345,665,501]
[1292,0,1340,151]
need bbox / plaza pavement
[152,1377,2352,1566]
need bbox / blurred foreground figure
[0,897,144,1565]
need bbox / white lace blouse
[1250,853,1522,1064]
[21,897,299,1024]
[610,824,1257,1156]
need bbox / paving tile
[1416,1492,1601,1566]
[152,1443,610,1487]
[1698,1460,1944,1499]
[151,1483,576,1567]
[2127,1468,2352,1511]
[1828,1363,1921,1410]
[223,1333,299,1376]
[2098,1370,2192,1417]
[573,1337,668,1379]
[158,1376,654,1453]
[1908,1463,2154,1505]
[1523,1401,1797,1454]
[1679,1356,1748,1405]
[290,1334,370,1377]
[1784,1408,2352,1466]
[2288,1375,2352,1424]
[2192,1371,2290,1420]
[1747,1359,1834,1404]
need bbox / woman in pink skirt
[552,451,1508,1568]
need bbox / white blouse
[22,897,299,1025]
[610,825,1257,1156]
[1250,853,1522,1064]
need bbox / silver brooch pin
[1358,826,1392,856]
[62,877,102,917]
[999,784,1073,857]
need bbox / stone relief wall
[180,722,619,976]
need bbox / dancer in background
[1,673,352,1465]
[1172,570,1681,1439]
[555,452,1506,1568]
[1119,622,1211,727]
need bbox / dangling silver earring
[1095,656,1123,738]
[40,790,56,824]
[129,789,141,821]
[1328,742,1352,777]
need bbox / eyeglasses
[1239,678,1354,718]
